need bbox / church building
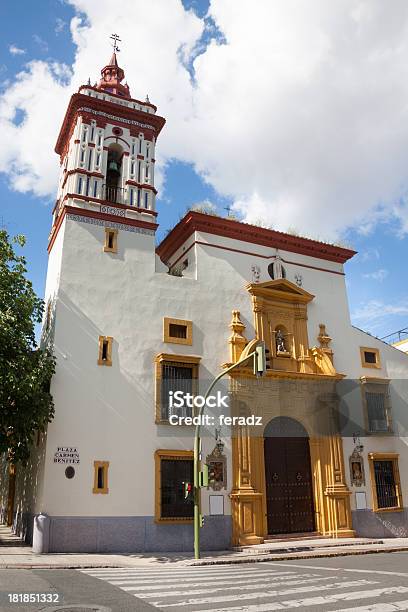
[3,49,408,552]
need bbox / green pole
[193,351,258,560]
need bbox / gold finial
[229,310,247,363]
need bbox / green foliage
[0,230,55,465]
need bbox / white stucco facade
[4,53,408,552]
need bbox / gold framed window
[368,453,403,512]
[98,336,113,366]
[154,449,193,523]
[93,461,109,494]
[103,228,118,253]
[163,317,193,346]
[360,346,381,369]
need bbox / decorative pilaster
[230,399,264,546]
[322,402,355,537]
[293,303,313,373]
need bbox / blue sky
[1,0,408,342]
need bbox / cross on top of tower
[110,33,121,53]
[97,34,130,99]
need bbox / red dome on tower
[97,51,131,99]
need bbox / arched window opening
[105,144,123,203]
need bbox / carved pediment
[246,278,315,304]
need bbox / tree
[0,230,55,466]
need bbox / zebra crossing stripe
[117,573,324,593]
[267,562,408,578]
[96,570,296,586]
[132,574,336,598]
[335,601,408,612]
[83,569,295,580]
[194,586,408,612]
[153,579,378,607]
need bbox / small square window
[103,228,118,253]
[163,318,192,346]
[360,346,380,369]
[93,461,109,494]
[98,336,113,366]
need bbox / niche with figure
[274,325,291,358]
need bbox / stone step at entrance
[233,535,384,554]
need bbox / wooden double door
[264,435,315,535]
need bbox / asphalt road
[2,552,408,612]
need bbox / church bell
[108,159,120,174]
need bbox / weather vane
[110,33,121,53]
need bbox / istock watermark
[167,390,263,426]
[169,390,229,409]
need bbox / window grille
[169,324,187,339]
[161,458,194,518]
[373,460,398,509]
[364,351,377,364]
[161,364,194,421]
[366,392,388,432]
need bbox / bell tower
[48,35,165,253]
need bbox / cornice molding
[156,211,356,265]
[55,92,166,156]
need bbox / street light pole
[193,340,265,559]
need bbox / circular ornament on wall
[65,466,75,479]
[112,127,123,136]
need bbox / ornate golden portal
[227,280,355,545]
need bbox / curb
[1,546,408,569]
[188,546,408,566]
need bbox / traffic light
[199,464,209,488]
[183,481,193,500]
[254,341,271,376]
[265,347,271,370]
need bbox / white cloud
[55,18,67,34]
[2,0,408,239]
[362,268,389,281]
[0,61,72,197]
[32,34,49,53]
[360,248,381,262]
[352,299,408,332]
[9,45,26,56]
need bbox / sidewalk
[2,528,408,568]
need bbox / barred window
[369,453,402,511]
[155,450,194,521]
[169,324,187,339]
[155,354,200,423]
[161,458,193,519]
[161,363,194,421]
[366,392,388,432]
[374,460,398,509]
[362,380,392,434]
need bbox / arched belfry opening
[264,416,315,535]
[105,144,123,203]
